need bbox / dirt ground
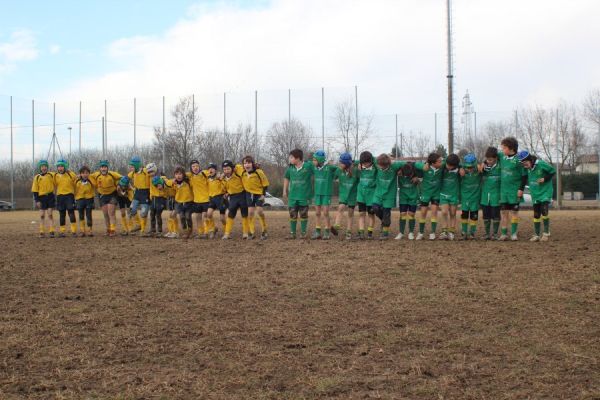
[0,210,599,399]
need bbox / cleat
[120,230,129,236]
[78,232,86,238]
[142,231,153,237]
[286,233,297,240]
[208,231,215,239]
[366,231,374,240]
[87,231,94,237]
[108,230,116,237]
[529,235,540,242]
[247,234,255,240]
[511,234,519,241]
[170,232,179,239]
[460,233,468,241]
[345,231,352,240]
[408,232,415,240]
[163,232,172,238]
[260,232,268,240]
[199,234,208,240]
[497,234,508,241]
[310,231,322,240]
[330,226,339,236]
[322,232,331,240]
[468,233,476,240]
[300,232,308,239]
[395,233,404,240]
[71,232,78,237]
[540,233,550,242]
[59,232,66,238]
[428,233,436,240]
[38,232,45,238]
[49,231,55,238]
[416,233,424,241]
[242,234,249,240]
[448,232,455,241]
[130,225,141,233]
[438,231,447,240]
[155,231,162,238]
[357,232,365,240]
[222,234,231,240]
[379,234,389,241]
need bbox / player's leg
[346,205,355,240]
[540,202,550,240]
[357,203,366,239]
[334,203,345,232]
[247,206,256,238]
[448,204,457,240]
[380,207,391,240]
[298,204,309,238]
[367,207,375,239]
[288,204,299,239]
[439,203,449,240]
[312,204,322,239]
[322,205,331,239]
[256,205,267,239]
[417,203,429,240]
[429,202,439,240]
[499,206,510,240]
[407,208,416,239]
[460,210,469,238]
[510,205,520,241]
[67,197,77,236]
[531,202,542,241]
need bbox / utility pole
[446,0,454,153]
[556,109,562,209]
[321,87,325,150]
[10,96,14,208]
[355,85,359,158]
[133,97,137,152]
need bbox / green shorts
[313,195,331,206]
[288,199,309,208]
[440,196,459,206]
[461,200,480,212]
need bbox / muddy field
[0,210,599,399]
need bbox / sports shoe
[87,231,94,237]
[428,233,436,240]
[242,234,249,240]
[287,233,296,240]
[540,233,550,242]
[260,232,268,240]
[163,231,171,238]
[379,234,389,241]
[481,234,490,241]
[395,233,404,240]
[49,231,55,238]
[408,232,415,240]
[58,232,66,238]
[416,233,424,240]
[448,232,455,241]
[199,233,208,240]
[460,232,468,241]
[222,234,231,240]
[208,231,215,239]
[438,232,447,240]
[345,231,352,240]
[529,235,540,242]
[142,231,153,237]
[322,232,330,240]
[183,229,193,239]
[300,232,308,239]
[130,225,141,233]
[108,230,116,237]
[468,233,476,240]
[311,231,322,240]
[366,231,374,240]
[38,232,45,238]
[331,225,339,236]
[497,234,508,241]
[511,234,519,241]
[71,232,77,237]
[357,231,365,240]
[78,232,86,238]
[247,234,255,240]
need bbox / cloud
[0,30,38,74]
[49,44,61,55]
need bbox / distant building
[576,154,599,174]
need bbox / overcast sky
[1,0,599,159]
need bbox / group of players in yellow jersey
[31,155,270,240]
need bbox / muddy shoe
[540,233,550,242]
[357,231,365,240]
[438,231,447,241]
[222,234,231,240]
[379,233,389,241]
[120,230,129,236]
[345,231,352,240]
[247,234,255,240]
[330,225,339,236]
[208,231,215,239]
[497,234,508,241]
[511,234,519,241]
[394,233,403,240]
[58,232,66,238]
[310,231,322,240]
[408,232,415,240]
[366,231,374,240]
[529,235,540,242]
[260,232,268,240]
[300,232,308,239]
[130,225,141,233]
[415,233,424,241]
[286,233,297,240]
[38,232,45,238]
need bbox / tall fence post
[556,108,561,209]
[104,99,107,150]
[10,96,14,208]
[354,85,359,158]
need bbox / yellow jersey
[187,170,210,203]
[90,171,122,195]
[150,176,168,199]
[242,168,269,195]
[54,170,77,195]
[208,175,226,197]
[223,165,245,195]
[75,178,96,200]
[31,172,56,196]
[128,168,151,190]
[165,178,194,203]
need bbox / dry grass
[0,210,599,399]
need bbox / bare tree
[583,89,600,151]
[265,118,315,168]
[153,96,200,169]
[401,131,431,159]
[332,97,373,156]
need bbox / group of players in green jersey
[282,136,555,242]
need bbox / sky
[1,0,600,160]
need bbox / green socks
[290,219,298,234]
[542,216,550,234]
[484,219,491,236]
[300,218,308,234]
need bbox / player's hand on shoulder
[459,168,465,177]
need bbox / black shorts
[245,192,265,207]
[191,202,209,214]
[37,194,56,210]
[228,192,247,211]
[420,199,440,207]
[209,195,227,214]
[76,198,95,210]
[56,194,75,211]
[399,204,417,213]
[117,195,131,209]
[175,201,193,215]
[357,202,374,214]
[501,203,520,211]
[99,192,118,206]
[151,197,167,212]
[133,189,150,204]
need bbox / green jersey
[440,168,461,204]
[398,175,420,206]
[526,158,555,204]
[335,167,359,205]
[356,166,377,206]
[481,162,501,206]
[284,161,314,202]
[499,153,526,204]
[313,164,338,196]
[415,161,444,203]
[373,162,404,208]
[460,169,481,211]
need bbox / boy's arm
[540,162,556,183]
[283,178,289,198]
[414,161,425,171]
[391,160,406,172]
[258,170,270,193]
[31,176,39,200]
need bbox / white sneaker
[529,235,540,242]
[511,234,518,241]
[394,233,403,240]
[438,232,447,240]
[497,234,508,241]
[429,233,436,240]
[408,232,415,240]
[540,233,550,242]
[416,233,424,240]
[221,234,231,240]
[448,232,455,241]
